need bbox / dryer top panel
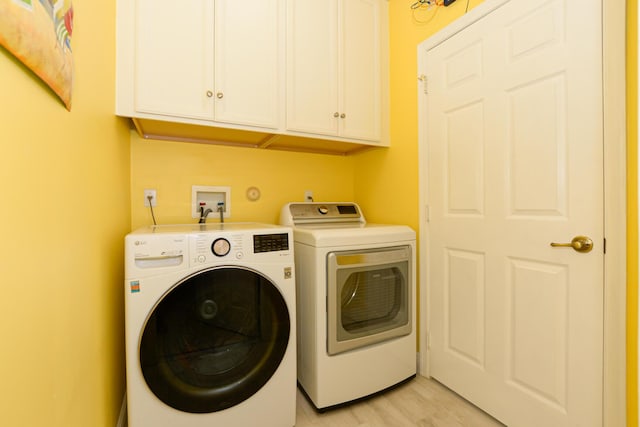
[291,223,415,248]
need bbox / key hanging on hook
[411,0,434,9]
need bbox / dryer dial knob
[318,206,329,215]
[211,238,231,257]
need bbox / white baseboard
[116,393,127,427]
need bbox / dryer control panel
[280,202,365,226]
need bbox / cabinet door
[134,0,214,120]
[339,0,382,141]
[214,0,281,128]
[286,0,339,135]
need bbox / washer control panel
[254,233,289,253]
[190,230,291,266]
[126,224,293,276]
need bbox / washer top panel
[129,222,286,235]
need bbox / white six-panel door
[420,0,604,425]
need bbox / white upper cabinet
[117,0,281,129]
[116,0,388,154]
[286,0,339,136]
[213,0,280,128]
[132,0,215,121]
[286,0,387,142]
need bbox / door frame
[416,0,627,425]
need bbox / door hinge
[426,332,431,350]
[418,74,428,94]
[603,237,606,254]
[425,204,430,223]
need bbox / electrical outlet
[304,190,314,202]
[144,189,157,207]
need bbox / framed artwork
[0,0,74,110]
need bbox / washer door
[139,266,290,413]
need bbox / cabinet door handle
[333,112,339,118]
[206,91,213,98]
[340,113,346,119]
[216,92,224,99]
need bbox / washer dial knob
[318,206,329,215]
[211,238,231,257]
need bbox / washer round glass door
[139,266,290,413]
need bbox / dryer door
[139,266,290,413]
[327,245,412,355]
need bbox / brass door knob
[550,236,593,253]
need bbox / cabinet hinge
[603,237,606,254]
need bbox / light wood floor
[295,376,505,427]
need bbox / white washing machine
[124,223,296,427]
[280,202,416,410]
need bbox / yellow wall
[351,0,485,354]
[0,0,634,425]
[355,0,484,227]
[0,1,131,426]
[129,2,480,233]
[627,0,638,424]
[129,133,356,229]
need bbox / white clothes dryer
[280,203,416,410]
[124,223,296,427]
